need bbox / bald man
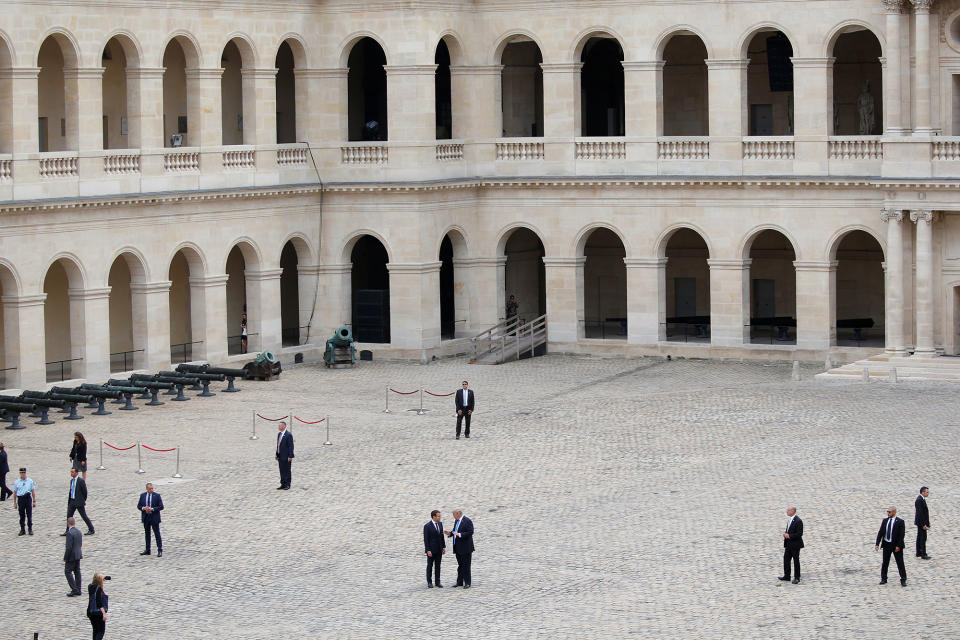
[875,506,906,586]
[778,506,804,584]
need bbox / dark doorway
[351,235,390,342]
[280,241,300,346]
[276,41,296,143]
[580,38,624,136]
[435,40,452,140]
[348,38,388,141]
[439,235,455,339]
[503,228,546,323]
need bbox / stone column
[453,257,503,330]
[242,68,276,146]
[6,68,40,181]
[881,208,907,354]
[245,268,284,355]
[624,258,665,344]
[911,0,933,135]
[65,68,104,154]
[189,274,229,364]
[705,59,749,164]
[450,66,502,140]
[708,259,751,346]
[386,262,442,352]
[130,281,172,371]
[621,61,663,139]
[314,263,352,339]
[1,293,47,389]
[790,58,833,174]
[185,68,223,148]
[126,68,165,149]
[542,257,584,344]
[540,62,580,136]
[794,261,837,349]
[296,264,321,345]
[882,0,908,134]
[911,209,936,355]
[68,287,111,381]
[385,65,437,167]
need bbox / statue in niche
[857,81,876,135]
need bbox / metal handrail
[479,314,547,364]
[471,316,520,360]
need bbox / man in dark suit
[445,509,474,588]
[423,509,446,588]
[137,483,164,557]
[455,381,475,440]
[276,421,294,489]
[875,506,907,586]
[61,467,94,536]
[64,516,83,596]
[778,506,804,584]
[915,486,931,559]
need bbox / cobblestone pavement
[4,355,960,639]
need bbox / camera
[103,576,112,581]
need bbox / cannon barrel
[21,397,65,409]
[74,385,123,400]
[330,325,354,347]
[150,375,200,385]
[132,373,199,383]
[104,384,148,395]
[120,379,173,390]
[48,392,94,404]
[203,366,246,377]
[159,370,225,382]
[0,401,37,413]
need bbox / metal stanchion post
[250,410,258,440]
[323,416,332,446]
[136,441,145,474]
[96,439,106,470]
[417,389,426,415]
[172,446,183,478]
[383,385,390,413]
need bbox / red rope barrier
[294,416,326,424]
[103,442,136,451]
[389,388,419,395]
[256,413,289,421]
[424,390,456,397]
[141,444,177,452]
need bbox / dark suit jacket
[70,441,87,463]
[68,476,88,506]
[448,516,474,554]
[138,491,164,525]
[915,496,930,528]
[423,520,446,555]
[276,430,295,460]
[876,516,906,549]
[64,527,83,562]
[0,449,8,474]
[455,389,475,413]
[783,516,804,550]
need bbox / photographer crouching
[86,573,109,639]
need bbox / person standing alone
[62,467,94,536]
[778,506,803,584]
[423,509,446,588]
[13,467,36,535]
[276,421,294,489]
[137,483,164,557]
[64,517,83,596]
[455,381,475,440]
[875,506,907,586]
[915,486,931,560]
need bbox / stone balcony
[1,135,958,203]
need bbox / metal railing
[0,367,15,389]
[170,341,204,364]
[581,319,627,340]
[228,332,259,355]
[110,349,144,373]
[471,316,520,361]
[662,322,711,343]
[46,358,82,383]
[472,314,547,364]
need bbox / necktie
[785,518,790,532]
[886,518,893,542]
[147,493,151,508]
[70,478,75,499]
[277,431,282,453]
[435,522,440,534]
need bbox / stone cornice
[241,68,279,79]
[68,287,112,300]
[125,67,166,79]
[621,61,665,72]
[452,257,506,267]
[793,261,838,272]
[63,67,105,80]
[449,65,503,76]
[539,63,583,73]
[245,268,285,280]
[387,261,443,274]
[384,65,438,75]
[1,293,47,307]
[186,68,224,80]
[705,58,750,70]
[294,68,348,79]
[130,281,172,294]
[707,259,752,269]
[189,274,230,287]
[623,257,667,268]
[541,257,585,267]
[790,57,836,69]
[0,68,41,80]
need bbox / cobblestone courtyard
[4,355,959,639]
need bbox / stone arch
[224,237,263,271]
[498,225,547,323]
[0,29,17,67]
[495,222,549,256]
[159,31,202,68]
[340,229,394,264]
[107,247,150,283]
[35,28,81,68]
[652,25,714,61]
[737,23,800,59]
[438,227,470,339]
[831,227,886,347]
[100,30,143,68]
[655,223,714,259]
[573,222,631,258]
[0,259,20,386]
[42,253,86,290]
[437,225,470,258]
[826,225,886,261]
[0,258,22,296]
[338,31,390,67]
[280,232,317,265]
[42,254,86,380]
[491,30,545,65]
[167,243,207,363]
[221,32,259,68]
[578,225,629,339]
[277,34,309,68]
[571,26,628,61]
[167,241,208,277]
[740,224,801,261]
[824,21,885,58]
[437,31,466,65]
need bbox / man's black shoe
[920,555,931,560]
[901,580,907,586]
[777,576,790,581]
[140,550,151,556]
[879,579,887,585]
[791,578,800,584]
[427,583,434,588]
[463,584,470,589]
[435,584,443,588]
[157,550,162,557]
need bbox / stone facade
[3,0,960,389]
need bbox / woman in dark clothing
[87,573,108,639]
[70,432,88,480]
[0,442,11,500]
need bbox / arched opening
[43,260,81,382]
[0,38,15,153]
[101,37,133,149]
[38,35,78,152]
[500,41,543,137]
[221,40,245,146]
[226,246,249,354]
[350,235,390,342]
[664,228,711,342]
[582,228,627,338]
[580,38,624,136]
[435,40,452,140]
[748,230,796,343]
[275,41,297,144]
[168,249,199,363]
[108,255,145,372]
[439,236,456,339]
[503,229,546,322]
[0,267,12,388]
[280,241,300,346]
[662,35,709,136]
[746,31,794,136]
[347,38,388,141]
[835,231,885,346]
[831,30,882,135]
[162,39,189,147]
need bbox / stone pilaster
[911,0,934,135]
[188,274,229,364]
[130,281,172,371]
[708,259,751,346]
[245,268,284,355]
[621,62,663,139]
[295,264,321,345]
[126,68,165,148]
[67,286,112,381]
[883,0,908,134]
[449,66,502,140]
[241,68,277,146]
[705,59,749,163]
[314,263,352,339]
[790,57,833,174]
[542,257,584,344]
[794,261,837,349]
[624,258,666,344]
[386,262,442,351]
[185,68,223,148]
[65,68,104,153]
[910,209,936,355]
[1,293,47,389]
[881,208,907,354]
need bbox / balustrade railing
[658,137,710,160]
[0,155,11,180]
[341,144,388,165]
[435,143,464,161]
[496,139,544,160]
[933,138,960,160]
[575,139,626,160]
[743,137,795,160]
[163,149,200,173]
[222,147,256,170]
[39,153,79,178]
[829,136,882,160]
[276,145,308,166]
[103,151,141,174]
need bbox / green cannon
[324,326,356,368]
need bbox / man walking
[875,506,907,586]
[13,467,36,535]
[455,381,475,440]
[423,509,446,588]
[276,421,294,489]
[137,483,164,557]
[445,509,474,588]
[778,506,804,584]
[64,517,83,596]
[915,486,931,559]
[62,467,94,536]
